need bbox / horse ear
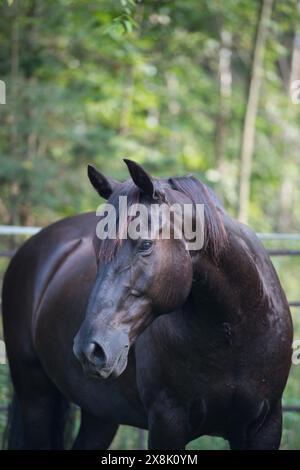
[123,159,154,197]
[87,165,119,199]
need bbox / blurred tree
[238,0,274,224]
[0,0,298,232]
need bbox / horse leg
[72,410,118,450]
[8,362,69,449]
[148,391,188,450]
[229,401,282,450]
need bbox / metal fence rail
[0,225,41,235]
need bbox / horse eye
[139,240,153,252]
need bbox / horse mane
[97,175,228,264]
[168,175,228,262]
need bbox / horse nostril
[86,341,106,369]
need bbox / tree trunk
[9,0,20,228]
[118,66,134,135]
[238,0,274,224]
[277,0,300,232]
[290,1,300,92]
[215,30,232,167]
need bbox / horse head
[73,160,195,378]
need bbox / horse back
[2,213,98,362]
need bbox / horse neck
[188,224,265,326]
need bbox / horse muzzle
[73,331,130,379]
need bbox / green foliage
[0,0,299,230]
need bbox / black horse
[2,160,293,449]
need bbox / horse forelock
[97,181,141,263]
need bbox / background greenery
[0,0,299,450]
